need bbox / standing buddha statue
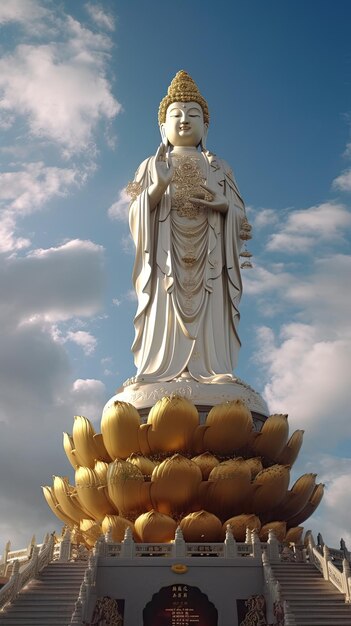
[127,71,251,385]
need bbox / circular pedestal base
[104,376,268,422]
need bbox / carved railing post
[251,529,261,558]
[0,541,11,575]
[104,524,113,546]
[173,527,186,558]
[245,526,252,545]
[121,527,135,558]
[267,530,280,563]
[32,546,40,578]
[95,535,106,557]
[322,544,330,581]
[59,527,71,562]
[27,535,36,559]
[342,558,351,602]
[224,525,237,558]
[11,559,20,599]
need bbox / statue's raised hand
[189,183,229,214]
[148,143,174,210]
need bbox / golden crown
[158,70,210,125]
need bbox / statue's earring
[200,124,209,153]
[160,124,169,148]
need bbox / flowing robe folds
[129,151,246,384]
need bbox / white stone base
[103,376,268,417]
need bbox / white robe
[129,151,246,383]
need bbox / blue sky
[0,0,350,550]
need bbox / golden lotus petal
[209,458,251,482]
[287,483,324,528]
[191,452,219,480]
[72,416,99,468]
[203,400,253,454]
[101,401,141,460]
[260,521,287,542]
[102,514,135,542]
[251,414,289,460]
[223,513,261,541]
[75,467,115,521]
[93,433,112,462]
[127,453,157,479]
[80,519,102,547]
[285,526,304,544]
[244,457,263,479]
[94,460,109,484]
[203,460,252,521]
[252,465,290,513]
[192,424,209,455]
[138,423,152,456]
[135,510,177,543]
[42,486,75,527]
[276,430,304,466]
[53,476,88,524]
[150,454,202,516]
[180,511,223,542]
[264,473,317,523]
[107,459,150,519]
[63,432,85,469]
[223,514,261,542]
[147,396,199,454]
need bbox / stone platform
[104,376,269,424]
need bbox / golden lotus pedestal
[43,376,323,549]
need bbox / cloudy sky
[0,0,350,551]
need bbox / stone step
[3,601,71,614]
[35,580,82,586]
[295,615,351,626]
[0,616,69,626]
[292,605,351,613]
[278,579,341,593]
[290,600,347,607]
[282,590,343,598]
[40,572,84,577]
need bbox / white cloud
[256,323,351,447]
[0,0,47,25]
[0,213,30,253]
[266,203,351,253]
[121,233,134,255]
[71,378,106,422]
[0,162,79,252]
[0,239,104,326]
[252,208,278,229]
[85,3,115,31]
[0,162,77,214]
[332,168,351,192]
[0,43,120,157]
[112,289,137,307]
[108,187,130,221]
[243,264,293,296]
[285,255,351,335]
[66,330,97,355]
[302,456,351,547]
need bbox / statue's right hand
[152,143,174,190]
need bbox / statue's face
[162,101,206,147]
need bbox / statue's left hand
[189,183,229,214]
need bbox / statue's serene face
[162,101,206,147]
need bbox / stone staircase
[0,561,86,626]
[271,561,351,625]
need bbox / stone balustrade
[0,533,54,611]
